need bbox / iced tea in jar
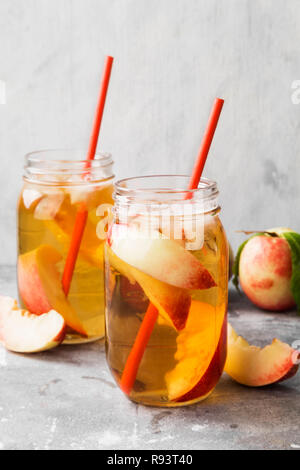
[105,175,228,406]
[18,150,114,343]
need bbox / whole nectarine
[238,231,296,311]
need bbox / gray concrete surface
[1,0,300,265]
[0,266,299,450]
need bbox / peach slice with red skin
[224,323,299,386]
[133,268,191,331]
[165,301,227,400]
[18,245,87,337]
[0,296,66,353]
[175,314,227,402]
[106,246,191,331]
[107,224,216,290]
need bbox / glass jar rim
[25,148,113,168]
[115,175,218,199]
[24,148,114,185]
[113,175,219,217]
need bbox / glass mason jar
[105,175,228,407]
[17,149,114,344]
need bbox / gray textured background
[1,0,300,265]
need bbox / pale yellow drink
[17,150,114,343]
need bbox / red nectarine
[239,235,295,311]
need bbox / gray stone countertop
[0,266,299,450]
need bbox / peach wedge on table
[0,296,66,353]
[107,224,216,290]
[224,323,299,387]
[18,245,87,337]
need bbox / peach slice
[165,301,227,400]
[45,199,106,268]
[45,219,104,268]
[106,246,191,331]
[108,224,216,290]
[224,323,299,387]
[18,245,87,336]
[175,315,227,402]
[133,269,191,331]
[0,296,66,353]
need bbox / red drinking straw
[120,97,224,395]
[62,56,114,296]
[188,98,224,191]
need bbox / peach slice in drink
[18,245,87,336]
[46,218,104,267]
[106,246,191,331]
[46,187,111,267]
[108,224,216,290]
[174,316,227,402]
[30,185,112,268]
[165,301,226,401]
[0,296,66,353]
